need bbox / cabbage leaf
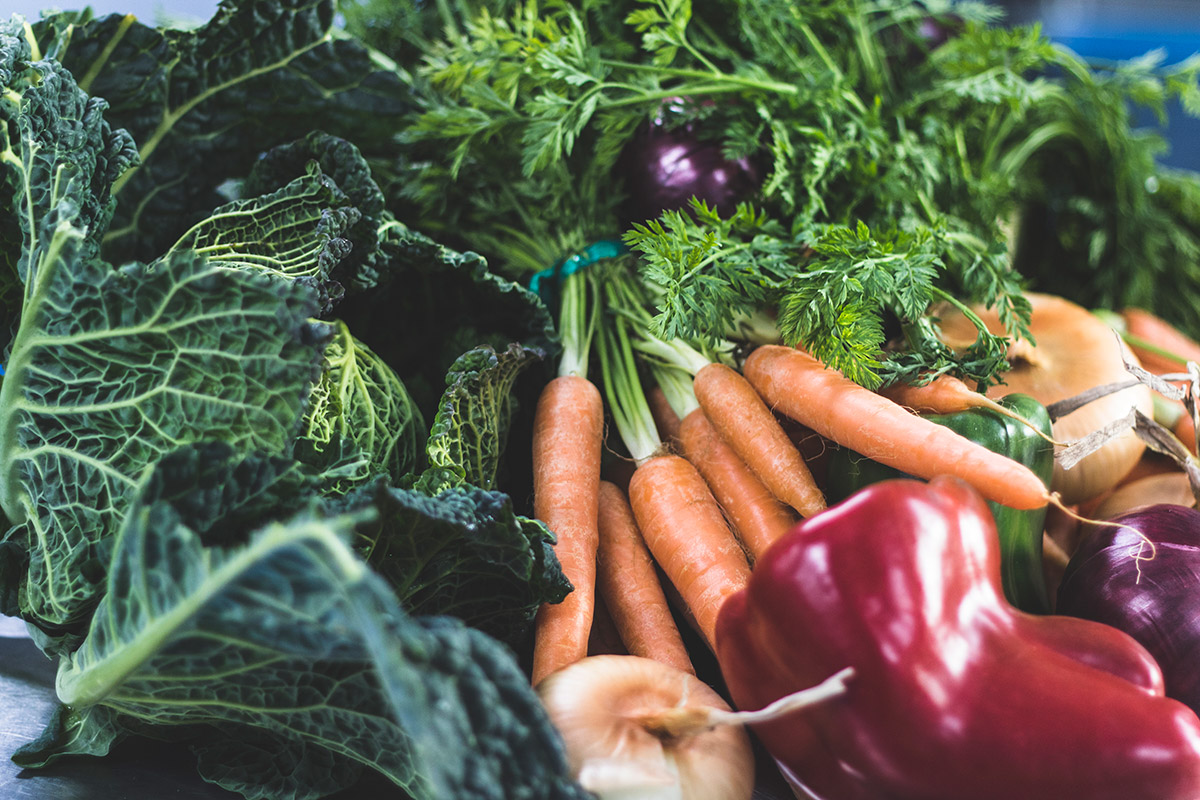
[0,5,586,797]
[14,444,587,800]
[302,319,426,488]
[0,20,138,350]
[359,480,569,647]
[166,160,362,312]
[0,224,330,640]
[29,0,412,266]
[418,342,545,495]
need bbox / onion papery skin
[936,292,1154,504]
[536,655,755,800]
[1057,504,1200,715]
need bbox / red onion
[1056,504,1200,714]
[616,121,761,227]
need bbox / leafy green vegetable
[333,220,557,423]
[302,319,426,488]
[359,479,570,647]
[0,229,331,640]
[29,0,412,266]
[2,5,588,796]
[165,160,361,312]
[419,342,545,493]
[0,19,138,350]
[1008,50,1200,335]
[242,130,391,297]
[14,443,587,800]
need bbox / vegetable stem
[597,60,800,96]
[651,365,701,420]
[557,270,595,379]
[797,22,843,83]
[597,303,661,465]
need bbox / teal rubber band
[529,239,629,303]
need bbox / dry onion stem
[537,655,853,800]
[937,293,1154,504]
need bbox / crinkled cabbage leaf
[359,479,570,648]
[0,223,330,642]
[0,5,583,798]
[417,342,545,495]
[29,0,412,266]
[0,19,138,351]
[13,444,588,800]
[302,319,426,488]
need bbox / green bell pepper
[826,393,1054,613]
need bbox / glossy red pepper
[715,477,1200,800]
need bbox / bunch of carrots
[527,261,1062,685]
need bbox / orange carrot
[596,480,695,674]
[880,373,1009,415]
[677,408,798,563]
[627,454,752,652]
[743,345,1052,511]
[1121,307,1200,375]
[531,375,604,685]
[880,373,1062,444]
[646,384,684,446]
[1176,412,1198,456]
[691,362,827,518]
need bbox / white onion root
[537,655,853,800]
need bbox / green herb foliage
[380,0,1200,385]
[1008,50,1200,335]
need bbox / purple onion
[917,14,961,50]
[616,121,761,227]
[1057,504,1200,714]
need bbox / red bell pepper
[715,477,1200,800]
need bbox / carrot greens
[372,0,1200,386]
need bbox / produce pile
[4,0,1200,798]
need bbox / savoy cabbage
[0,3,584,798]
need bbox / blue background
[7,0,218,26]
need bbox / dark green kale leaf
[332,220,557,423]
[14,444,587,800]
[358,481,570,648]
[29,0,412,266]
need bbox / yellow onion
[536,655,852,800]
[1093,472,1196,520]
[938,292,1153,504]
